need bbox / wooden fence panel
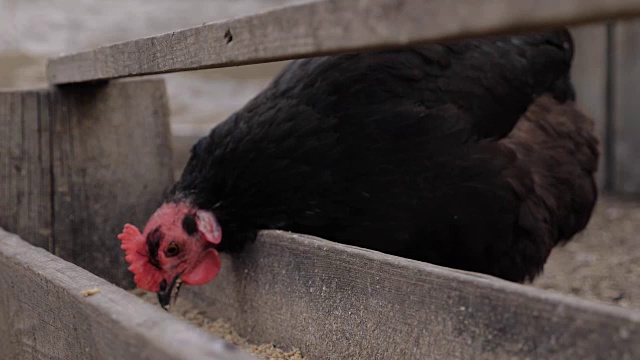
[51,79,174,287]
[46,0,640,84]
[613,19,640,193]
[184,230,640,360]
[0,89,52,250]
[569,24,609,189]
[0,79,174,287]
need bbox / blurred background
[0,0,638,309]
[0,0,309,171]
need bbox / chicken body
[171,29,598,283]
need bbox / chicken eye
[165,242,180,257]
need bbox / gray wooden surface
[51,78,174,287]
[46,0,640,84]
[0,79,174,287]
[0,89,52,251]
[183,230,640,360]
[612,19,640,193]
[570,25,609,189]
[0,228,256,360]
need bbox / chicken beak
[157,275,182,310]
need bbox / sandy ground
[131,289,304,360]
[533,195,640,310]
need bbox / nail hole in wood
[224,29,233,44]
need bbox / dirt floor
[533,195,640,310]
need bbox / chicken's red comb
[117,223,162,291]
[118,224,144,263]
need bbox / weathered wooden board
[569,24,609,189]
[1,80,173,286]
[0,228,255,360]
[612,19,640,193]
[50,78,174,287]
[183,230,640,360]
[47,0,640,84]
[0,89,53,251]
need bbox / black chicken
[119,29,599,307]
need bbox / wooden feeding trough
[2,0,640,359]
[0,228,253,360]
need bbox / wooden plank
[0,89,52,250]
[47,0,640,84]
[183,230,640,360]
[51,78,174,287]
[612,19,640,193]
[569,25,609,189]
[0,228,256,360]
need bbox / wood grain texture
[183,230,640,360]
[569,25,609,189]
[51,78,174,287]
[613,19,640,193]
[46,0,640,84]
[0,228,256,360]
[0,89,53,250]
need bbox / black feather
[169,29,598,282]
[182,214,198,236]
